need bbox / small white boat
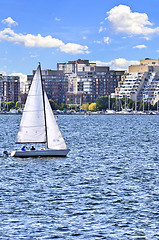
[10,63,69,157]
[106,109,116,114]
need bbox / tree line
[1,97,159,112]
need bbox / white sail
[44,93,67,150]
[16,65,46,143]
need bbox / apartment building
[0,75,20,103]
[113,58,159,105]
[63,60,125,105]
[26,69,68,105]
[25,60,125,106]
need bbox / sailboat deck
[10,149,70,157]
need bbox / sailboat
[10,63,69,157]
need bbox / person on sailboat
[21,145,27,151]
[30,146,35,150]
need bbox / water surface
[0,114,159,239]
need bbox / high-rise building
[0,75,20,103]
[26,60,125,106]
[26,69,68,105]
[64,60,125,105]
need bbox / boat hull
[10,149,70,158]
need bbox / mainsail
[16,65,46,143]
[16,64,67,149]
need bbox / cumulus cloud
[107,5,159,35]
[92,58,140,70]
[59,43,89,54]
[1,17,18,26]
[0,28,89,54]
[104,37,111,44]
[133,45,147,49]
[0,28,63,47]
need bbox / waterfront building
[0,74,20,103]
[25,60,124,106]
[57,59,96,74]
[61,60,125,106]
[26,69,68,105]
[113,58,159,105]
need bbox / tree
[152,101,159,111]
[0,101,5,111]
[96,96,108,110]
[15,101,22,109]
[81,103,89,111]
[49,99,59,110]
[88,103,97,111]
[60,102,68,110]
[5,101,15,111]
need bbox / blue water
[0,114,159,239]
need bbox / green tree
[15,101,22,109]
[49,99,59,110]
[6,101,15,111]
[60,102,68,110]
[0,101,5,111]
[152,101,159,111]
[96,96,108,110]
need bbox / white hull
[10,149,70,157]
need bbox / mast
[39,62,48,148]
[108,95,110,110]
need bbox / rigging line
[39,63,48,149]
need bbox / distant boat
[106,109,116,114]
[106,95,116,114]
[10,63,69,157]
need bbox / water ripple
[0,114,159,239]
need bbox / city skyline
[0,0,159,81]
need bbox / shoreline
[0,111,158,115]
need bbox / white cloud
[1,17,18,26]
[107,5,159,35]
[54,17,61,22]
[59,43,89,54]
[133,44,147,49]
[99,26,103,33]
[9,72,27,83]
[142,36,150,40]
[30,55,38,58]
[0,28,63,47]
[82,36,87,40]
[0,69,7,75]
[0,28,89,54]
[92,58,140,70]
[94,40,102,44]
[104,37,111,44]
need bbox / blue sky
[0,0,159,79]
